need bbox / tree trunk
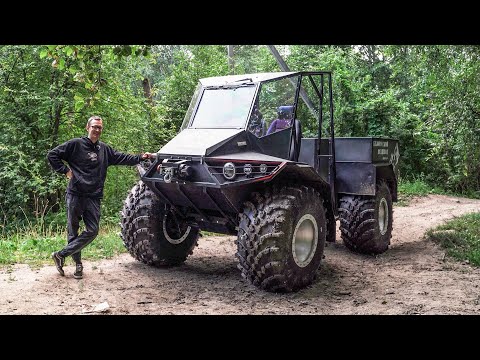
[227,45,234,75]
[142,78,153,104]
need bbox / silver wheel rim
[292,214,318,268]
[379,198,388,235]
[163,214,191,244]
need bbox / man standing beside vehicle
[47,115,155,279]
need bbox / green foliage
[398,177,443,197]
[384,45,480,192]
[426,213,480,266]
[0,45,70,233]
[101,166,139,223]
[157,45,229,131]
[397,177,479,206]
[397,177,446,206]
[230,45,278,74]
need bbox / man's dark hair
[87,115,103,127]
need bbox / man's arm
[107,145,155,166]
[266,120,278,135]
[47,140,73,175]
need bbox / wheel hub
[378,197,389,235]
[292,214,318,267]
[163,212,191,244]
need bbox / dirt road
[1,194,480,315]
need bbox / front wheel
[120,181,199,266]
[339,181,393,254]
[236,184,326,293]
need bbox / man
[47,115,155,279]
[266,105,294,135]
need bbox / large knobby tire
[338,181,393,255]
[236,184,326,293]
[120,181,199,266]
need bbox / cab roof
[199,72,295,87]
[199,71,332,87]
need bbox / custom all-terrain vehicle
[121,71,400,293]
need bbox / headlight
[259,164,268,174]
[223,162,236,180]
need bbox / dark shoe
[51,252,65,276]
[73,263,83,279]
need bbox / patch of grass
[0,200,127,268]
[0,224,126,268]
[426,212,480,266]
[397,178,445,206]
[398,179,442,196]
[398,177,480,206]
[0,213,229,269]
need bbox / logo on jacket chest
[87,152,98,162]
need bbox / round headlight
[223,162,236,180]
[244,164,252,176]
[259,164,268,174]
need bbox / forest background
[0,45,478,240]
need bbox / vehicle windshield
[190,85,256,128]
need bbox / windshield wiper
[234,77,253,83]
[207,83,254,90]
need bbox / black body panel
[298,137,399,196]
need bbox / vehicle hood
[158,128,244,156]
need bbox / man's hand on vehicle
[141,152,156,160]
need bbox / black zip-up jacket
[47,136,142,198]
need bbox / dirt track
[1,194,480,315]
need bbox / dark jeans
[58,193,101,263]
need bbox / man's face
[86,119,103,142]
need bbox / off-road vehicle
[120,71,400,293]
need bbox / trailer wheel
[236,184,326,293]
[339,181,393,254]
[120,181,199,266]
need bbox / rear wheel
[120,181,199,266]
[338,181,393,254]
[236,184,326,293]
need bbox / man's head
[277,105,294,120]
[86,115,103,143]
